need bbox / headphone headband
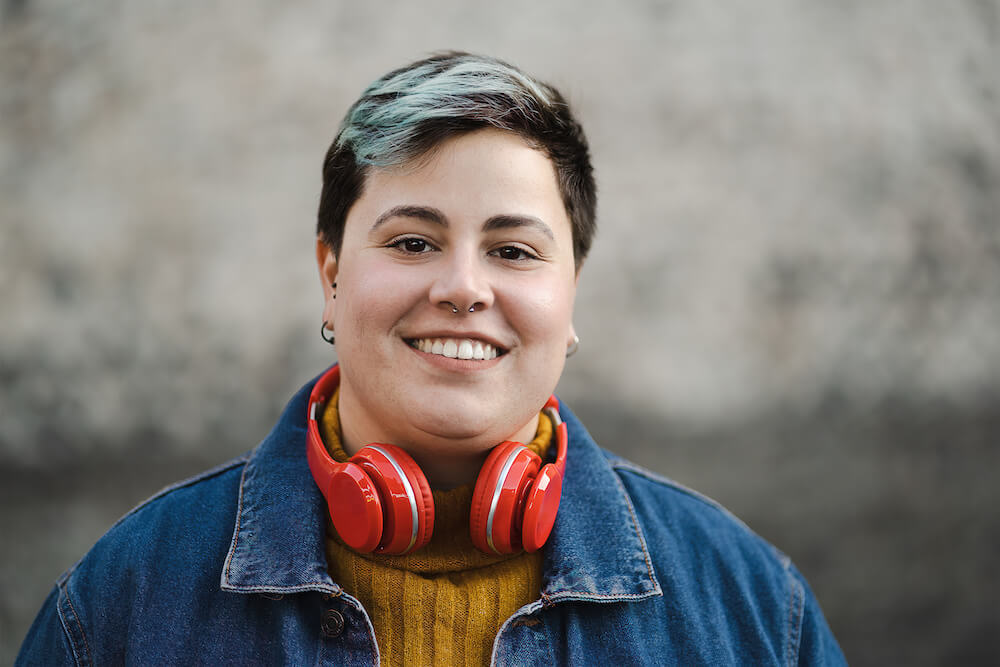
[306,364,567,555]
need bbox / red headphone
[306,365,568,556]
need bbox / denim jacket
[18,372,845,666]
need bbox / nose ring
[445,301,480,314]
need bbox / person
[17,52,845,665]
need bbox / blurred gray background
[2,1,999,664]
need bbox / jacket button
[321,609,345,638]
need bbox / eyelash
[386,237,435,254]
[489,245,539,262]
[386,237,540,262]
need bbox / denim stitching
[544,590,660,603]
[610,460,755,534]
[491,600,546,665]
[221,458,250,587]
[220,455,339,595]
[341,593,381,666]
[88,455,250,552]
[224,582,340,594]
[609,467,660,589]
[57,582,92,667]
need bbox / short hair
[317,52,596,270]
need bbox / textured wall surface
[2,1,999,663]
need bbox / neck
[338,390,540,489]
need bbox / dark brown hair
[316,52,597,270]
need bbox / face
[316,129,578,485]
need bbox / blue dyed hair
[317,52,596,269]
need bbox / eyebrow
[482,214,555,241]
[372,205,555,241]
[372,205,446,230]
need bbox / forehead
[347,129,571,235]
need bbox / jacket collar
[221,368,661,603]
[221,373,339,595]
[541,405,662,602]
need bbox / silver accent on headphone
[543,405,562,428]
[367,444,419,554]
[486,444,529,554]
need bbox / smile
[407,337,504,360]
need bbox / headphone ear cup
[470,443,513,553]
[387,444,434,551]
[521,463,563,553]
[351,443,434,555]
[327,462,385,553]
[470,441,541,555]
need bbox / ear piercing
[566,334,580,358]
[322,283,338,344]
[321,321,336,345]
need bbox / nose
[428,248,494,315]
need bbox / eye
[491,245,539,262]
[387,237,435,254]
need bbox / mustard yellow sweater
[320,390,552,666]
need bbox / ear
[316,238,339,325]
[569,268,581,343]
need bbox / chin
[408,404,496,442]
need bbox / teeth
[410,337,500,361]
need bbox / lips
[407,337,503,360]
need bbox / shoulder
[603,450,795,598]
[72,454,248,584]
[558,404,793,587]
[84,455,247,566]
[66,459,244,641]
[602,451,846,665]
[605,451,787,563]
[18,455,251,665]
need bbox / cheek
[341,260,424,337]
[506,276,575,345]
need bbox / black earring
[321,321,335,345]
[331,282,336,298]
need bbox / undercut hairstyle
[317,52,597,269]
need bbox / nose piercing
[445,301,481,314]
